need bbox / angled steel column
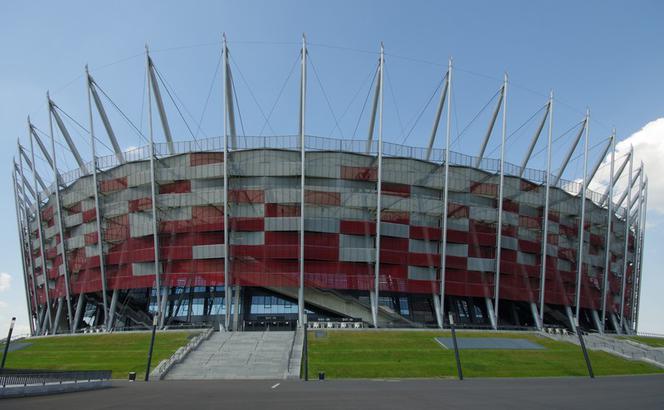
[223,36,238,151]
[28,117,53,333]
[519,101,550,177]
[600,153,630,206]
[439,58,453,328]
[600,133,615,332]
[147,55,175,155]
[366,62,381,154]
[222,35,232,330]
[298,35,307,327]
[629,167,644,330]
[19,145,49,194]
[476,86,505,168]
[86,66,110,329]
[634,180,647,332]
[146,46,163,325]
[47,94,75,333]
[371,43,384,328]
[551,119,586,188]
[619,146,634,329]
[425,70,449,161]
[88,74,125,164]
[492,73,508,329]
[574,110,590,321]
[12,169,35,335]
[586,138,612,186]
[17,147,41,334]
[48,100,88,175]
[538,92,554,325]
[616,167,642,209]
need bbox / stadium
[12,40,647,337]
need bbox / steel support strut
[439,58,453,328]
[86,65,110,329]
[538,92,554,325]
[600,133,615,332]
[492,73,508,329]
[574,110,590,322]
[298,35,307,327]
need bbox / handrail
[1,369,111,387]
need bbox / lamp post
[1,317,16,369]
[144,313,159,381]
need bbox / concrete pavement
[2,375,664,409]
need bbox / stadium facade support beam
[87,69,125,164]
[586,138,612,186]
[48,97,88,175]
[86,65,110,329]
[619,146,634,329]
[47,92,74,332]
[29,125,54,170]
[550,118,587,188]
[601,153,631,206]
[14,163,36,203]
[439,58,453,329]
[298,34,307,327]
[222,35,233,330]
[425,71,449,161]
[492,73,508,329]
[28,117,53,334]
[371,43,385,328]
[634,179,647,333]
[519,100,551,177]
[616,165,641,210]
[147,53,175,156]
[16,149,41,334]
[12,169,35,336]
[366,61,381,154]
[538,91,554,325]
[19,144,49,194]
[223,36,238,151]
[600,133,615,332]
[475,85,505,168]
[574,109,590,322]
[146,46,164,325]
[629,168,644,331]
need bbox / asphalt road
[3,375,664,409]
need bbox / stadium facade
[12,39,648,336]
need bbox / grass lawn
[307,330,664,379]
[1,331,197,379]
[621,336,664,348]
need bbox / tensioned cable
[153,65,200,143]
[485,102,547,158]
[231,70,247,138]
[400,72,447,145]
[530,119,585,161]
[308,53,344,138]
[94,81,149,144]
[229,54,278,136]
[352,63,379,139]
[385,69,405,140]
[194,52,222,140]
[451,87,502,149]
[328,66,375,138]
[54,105,116,154]
[255,53,300,137]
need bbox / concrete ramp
[164,330,301,380]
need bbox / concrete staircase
[164,330,302,380]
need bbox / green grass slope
[1,331,196,379]
[307,330,664,379]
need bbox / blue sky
[1,0,663,335]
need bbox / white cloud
[0,272,11,292]
[589,118,664,214]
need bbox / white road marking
[271,383,280,389]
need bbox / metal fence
[1,368,112,387]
